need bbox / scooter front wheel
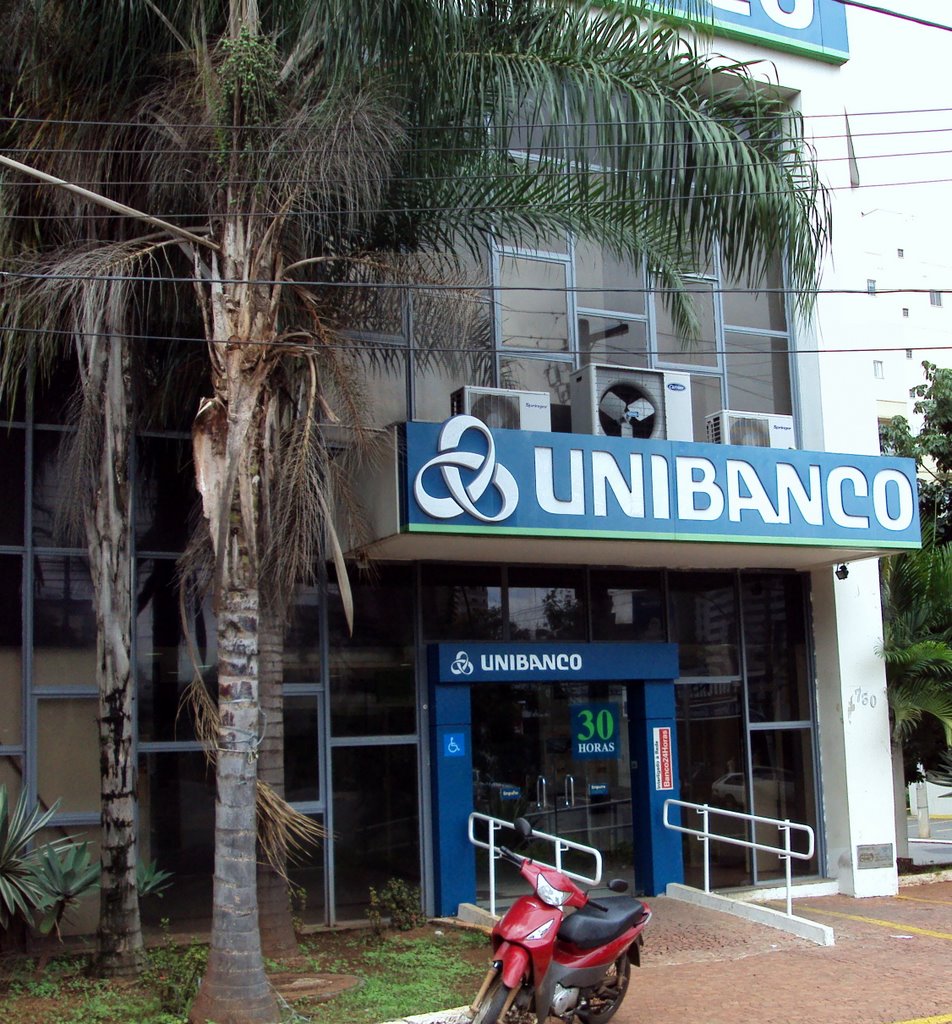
[471,974,525,1024]
[575,953,631,1024]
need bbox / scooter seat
[556,896,648,950]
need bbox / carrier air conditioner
[705,410,796,449]
[569,364,694,441]
[450,386,552,432]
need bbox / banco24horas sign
[403,417,920,549]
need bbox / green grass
[0,926,490,1024]
[314,933,487,1024]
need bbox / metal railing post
[488,819,499,917]
[783,819,792,917]
[701,804,711,894]
[662,798,815,919]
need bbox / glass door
[471,680,635,901]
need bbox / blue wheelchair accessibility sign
[444,733,466,758]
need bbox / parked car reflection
[711,767,794,812]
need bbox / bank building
[3,0,949,931]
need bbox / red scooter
[470,818,651,1024]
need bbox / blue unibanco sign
[403,417,920,550]
[661,0,849,64]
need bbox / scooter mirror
[513,817,533,841]
[608,878,630,893]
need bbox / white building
[6,1,951,931]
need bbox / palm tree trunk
[257,601,298,957]
[190,391,278,1024]
[189,576,277,1024]
[86,330,143,976]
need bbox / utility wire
[1,268,950,293]
[1,322,950,360]
[830,0,952,32]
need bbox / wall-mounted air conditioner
[569,364,694,441]
[450,386,552,432]
[706,410,796,449]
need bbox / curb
[664,882,835,946]
[379,1007,472,1024]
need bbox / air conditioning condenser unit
[450,386,552,431]
[569,364,693,441]
[706,410,795,449]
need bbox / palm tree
[2,1,828,1019]
[879,535,952,856]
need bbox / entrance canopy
[344,419,921,571]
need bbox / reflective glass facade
[0,230,825,927]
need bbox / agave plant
[0,786,58,932]
[0,785,100,941]
[31,841,100,938]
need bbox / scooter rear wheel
[576,953,631,1024]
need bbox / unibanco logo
[450,650,474,676]
[413,415,519,523]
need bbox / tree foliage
[880,361,952,542]
[0,1,833,1018]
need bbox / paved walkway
[625,877,952,1024]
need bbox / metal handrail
[468,811,603,917]
[663,798,816,917]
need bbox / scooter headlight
[535,872,572,907]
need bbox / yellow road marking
[888,1015,952,1024]
[897,894,952,907]
[797,905,952,941]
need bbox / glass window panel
[676,681,750,888]
[37,698,99,813]
[690,372,725,444]
[499,356,573,431]
[283,588,322,684]
[32,358,79,426]
[328,566,415,736]
[749,729,818,879]
[0,756,23,802]
[137,559,217,742]
[668,572,739,677]
[0,556,22,745]
[135,437,200,552]
[421,564,504,641]
[654,282,718,368]
[357,348,408,430]
[287,813,326,926]
[721,254,787,331]
[332,744,419,919]
[284,694,320,803]
[412,284,494,423]
[0,429,25,543]
[578,315,648,368]
[725,332,792,416]
[498,257,569,352]
[590,570,664,642]
[742,574,809,723]
[574,240,646,316]
[33,555,97,687]
[507,567,586,641]
[32,430,68,547]
[139,751,215,924]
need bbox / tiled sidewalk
[626,878,952,1024]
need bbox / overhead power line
[1,320,950,360]
[830,0,952,32]
[1,266,949,297]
